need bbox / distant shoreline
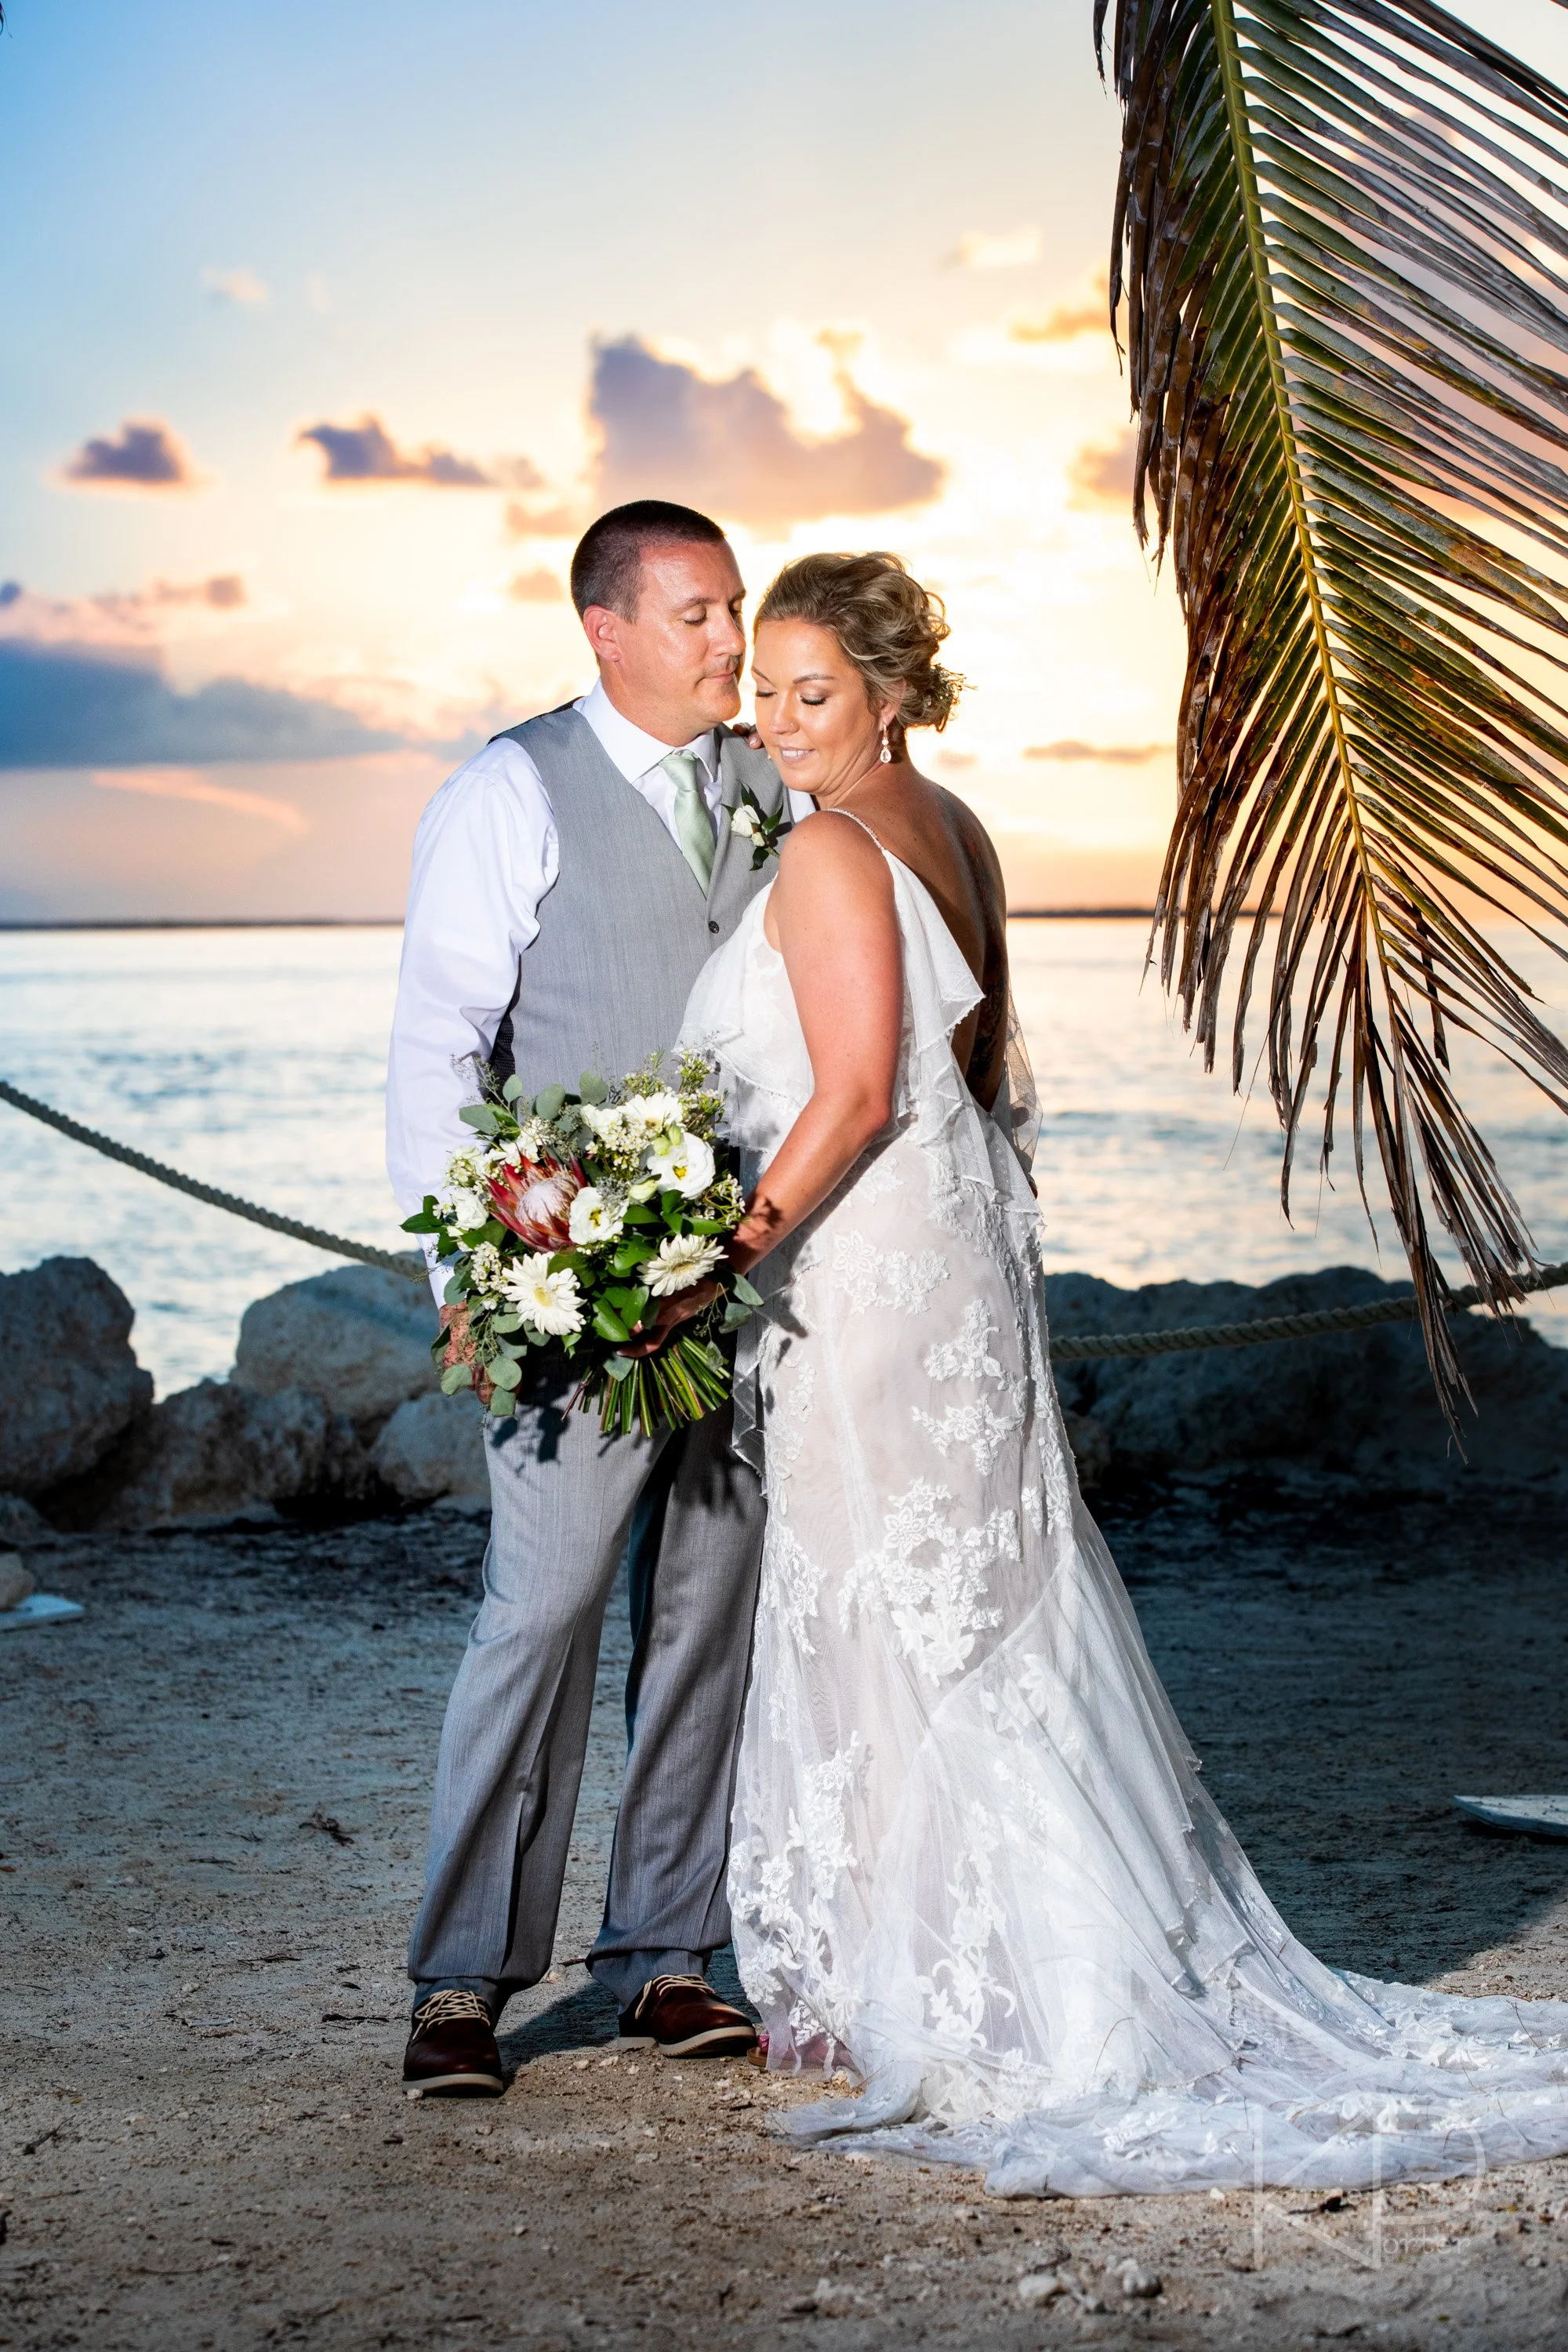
[0,909,1161,933]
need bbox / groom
[386,500,789,2095]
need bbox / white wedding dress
[677,819,1568,2199]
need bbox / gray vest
[488,704,787,1093]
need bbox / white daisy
[646,1233,725,1297]
[499,1254,583,1337]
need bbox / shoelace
[631,1972,712,2018]
[412,1987,492,2030]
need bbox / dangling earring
[879,723,893,765]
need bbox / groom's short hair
[571,501,730,621]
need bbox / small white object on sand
[0,1592,84,1630]
[1453,1794,1568,1838]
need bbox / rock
[1018,2270,1069,2306]
[87,1379,361,1530]
[1113,2259,1161,2298]
[0,1258,152,1495]
[233,1261,438,1436]
[0,1493,56,1548]
[370,1392,490,1506]
[0,1553,36,1611]
[1047,1266,1568,1494]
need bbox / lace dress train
[678,845,1568,2199]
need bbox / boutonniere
[730,782,785,872]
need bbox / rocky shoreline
[2,1253,1564,1543]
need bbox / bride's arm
[730,813,902,1275]
[626,816,901,1352]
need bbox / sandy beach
[6,1482,1568,2350]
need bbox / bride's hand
[622,1280,720,1358]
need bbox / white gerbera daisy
[645,1233,725,1297]
[568,1185,626,1246]
[646,1131,716,1198]
[500,1253,583,1337]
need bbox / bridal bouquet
[401,1053,760,1438]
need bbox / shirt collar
[579,677,717,784]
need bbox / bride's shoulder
[778,807,886,873]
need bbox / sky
[4,0,1568,920]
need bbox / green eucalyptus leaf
[458,1104,500,1134]
[731,1274,764,1307]
[441,1362,473,1393]
[578,1071,611,1105]
[502,1075,524,1102]
[533,1083,568,1120]
[487,1355,523,1390]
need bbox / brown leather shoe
[402,1988,504,2097]
[619,1973,758,2060]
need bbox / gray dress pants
[407,1365,765,2014]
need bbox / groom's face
[585,539,747,745]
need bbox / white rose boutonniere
[730,783,785,872]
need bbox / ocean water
[1,921,1563,1399]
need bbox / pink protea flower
[487,1156,584,1250]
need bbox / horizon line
[0,908,1173,933]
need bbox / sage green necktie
[659,749,716,892]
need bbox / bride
[664,549,1568,2198]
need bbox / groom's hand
[622,1282,720,1357]
[440,1304,494,1410]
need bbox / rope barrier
[0,1079,423,1282]
[1047,1264,1568,1359]
[4,1076,1566,1355]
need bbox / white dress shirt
[387,677,802,1301]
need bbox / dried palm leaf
[1095,0,1568,1419]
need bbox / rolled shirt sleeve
[386,735,558,1304]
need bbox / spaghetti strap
[820,804,887,852]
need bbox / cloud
[202,264,269,306]
[0,639,408,769]
[1023,739,1172,765]
[297,414,539,490]
[91,767,307,831]
[948,226,1044,272]
[507,568,566,603]
[61,419,203,491]
[0,575,249,649]
[590,336,944,528]
[503,499,583,540]
[1066,427,1138,507]
[1011,271,1112,345]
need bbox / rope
[1048,1263,1568,1359]
[4,1076,1566,1348]
[0,1078,424,1283]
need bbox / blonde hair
[755,551,963,735]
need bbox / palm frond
[1095,0,1568,1420]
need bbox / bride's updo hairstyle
[754,551,963,741]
